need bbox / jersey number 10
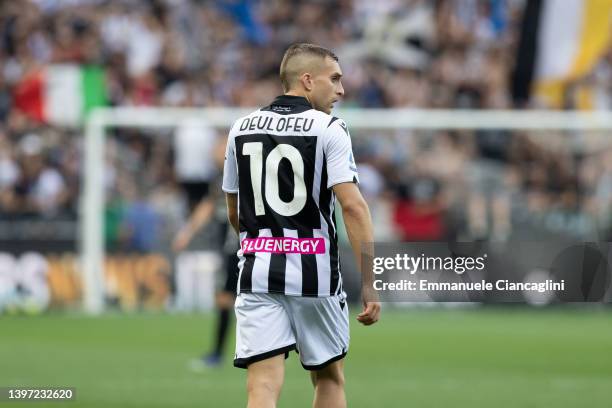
[242,142,307,217]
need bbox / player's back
[223,95,359,297]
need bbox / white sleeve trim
[327,176,358,189]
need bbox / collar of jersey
[270,95,312,108]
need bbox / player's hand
[172,229,192,253]
[357,286,381,326]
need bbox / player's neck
[285,91,312,106]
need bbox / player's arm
[325,117,380,325]
[226,193,238,234]
[333,182,380,326]
[172,196,216,252]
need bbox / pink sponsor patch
[241,237,325,254]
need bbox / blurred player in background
[174,117,218,212]
[173,136,239,369]
[223,43,380,408]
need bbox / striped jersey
[222,95,359,297]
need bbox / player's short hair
[279,43,339,92]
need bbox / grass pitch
[1,307,611,407]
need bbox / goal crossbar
[82,107,612,313]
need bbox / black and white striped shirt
[222,95,359,297]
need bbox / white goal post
[82,108,612,313]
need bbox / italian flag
[13,65,107,127]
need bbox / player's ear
[301,73,313,91]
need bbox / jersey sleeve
[222,125,239,193]
[324,118,359,189]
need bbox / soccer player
[172,136,239,368]
[222,43,380,408]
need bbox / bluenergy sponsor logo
[241,237,325,254]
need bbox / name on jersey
[240,115,314,133]
[241,237,325,254]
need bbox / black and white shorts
[233,292,349,370]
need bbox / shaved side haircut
[279,43,339,92]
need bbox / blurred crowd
[0,0,611,250]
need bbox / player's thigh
[247,353,286,394]
[234,293,296,369]
[215,291,234,309]
[288,293,349,369]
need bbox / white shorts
[233,292,349,370]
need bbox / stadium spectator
[0,0,609,243]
